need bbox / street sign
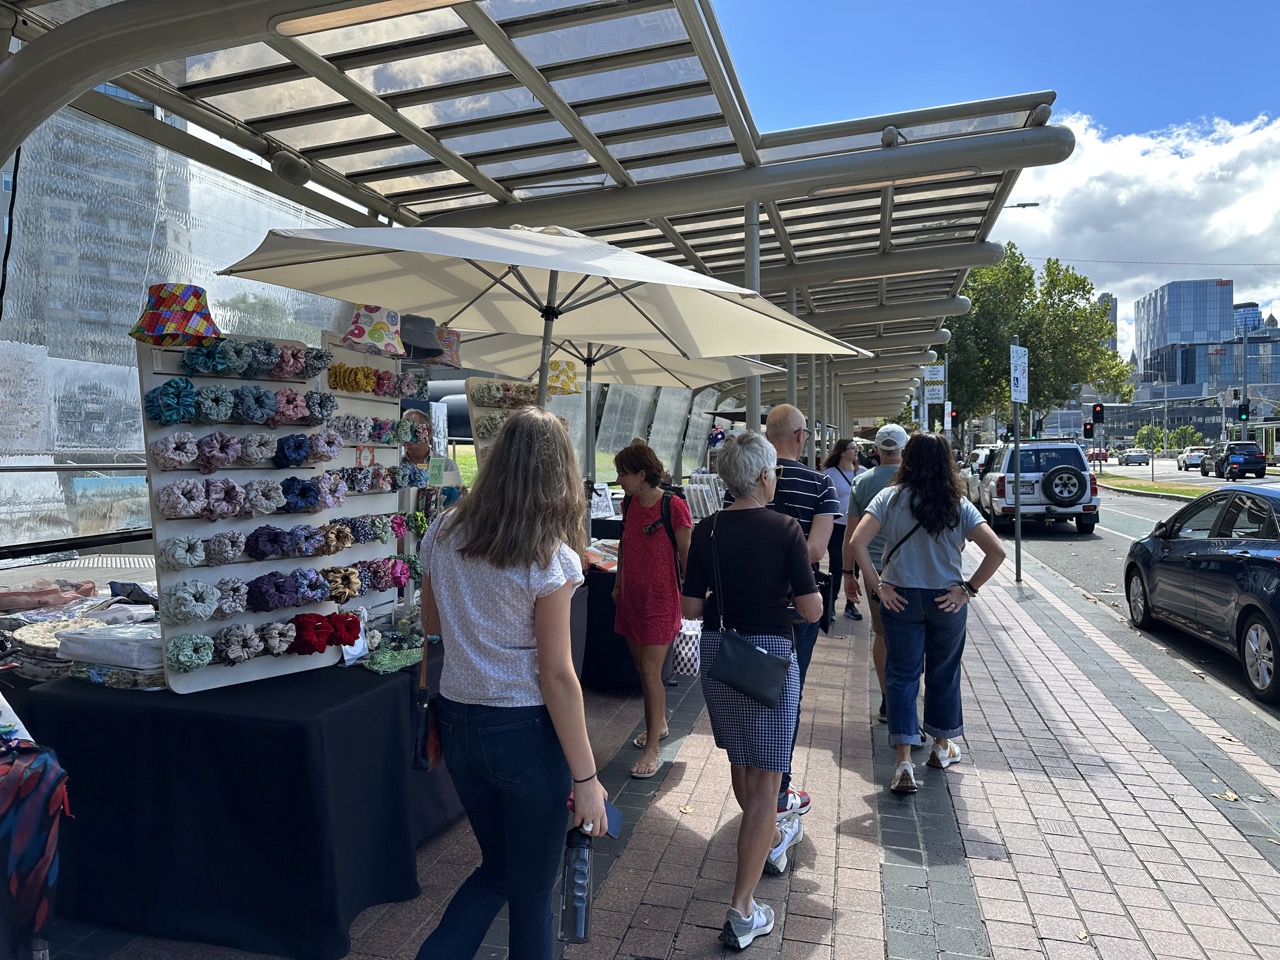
[923,364,945,403]
[1010,345,1028,404]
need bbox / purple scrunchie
[245,524,290,561]
[269,345,307,379]
[318,472,347,510]
[214,578,248,619]
[287,524,324,557]
[195,431,242,475]
[149,432,199,470]
[290,567,331,605]
[203,478,246,522]
[246,571,299,613]
[306,429,343,463]
[268,387,309,428]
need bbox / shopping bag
[671,619,701,676]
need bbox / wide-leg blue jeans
[879,587,966,746]
[417,697,570,960]
[779,617,820,801]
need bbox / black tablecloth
[582,568,674,690]
[22,668,421,960]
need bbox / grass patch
[451,445,479,488]
[1094,471,1203,498]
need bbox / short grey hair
[718,432,777,498]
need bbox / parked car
[1086,448,1109,464]
[1176,446,1211,471]
[976,439,1099,534]
[963,445,1000,504]
[1201,440,1267,479]
[1118,448,1150,466]
[1125,486,1280,701]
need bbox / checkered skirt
[699,630,799,772]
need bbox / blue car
[1125,485,1280,702]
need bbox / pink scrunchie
[195,431,242,475]
[269,388,309,428]
[268,345,307,379]
[203,478,247,522]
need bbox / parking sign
[1010,345,1028,404]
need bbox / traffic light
[1239,402,1251,422]
[1083,422,1095,440]
[1005,422,1015,440]
[1031,418,1043,439]
[949,410,959,432]
[1091,403,1105,423]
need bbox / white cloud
[993,113,1280,360]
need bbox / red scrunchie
[288,613,333,655]
[328,612,362,647]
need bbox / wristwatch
[962,580,979,598]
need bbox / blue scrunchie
[246,524,291,561]
[144,377,196,425]
[290,567,331,605]
[181,342,229,377]
[273,433,310,468]
[287,524,324,557]
[243,339,282,378]
[233,385,278,425]
[217,338,252,375]
[282,476,320,514]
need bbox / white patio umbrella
[219,224,868,404]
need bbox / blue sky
[717,1,1280,357]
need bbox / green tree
[1134,424,1166,451]
[220,291,319,344]
[944,244,1135,427]
[1168,424,1204,450]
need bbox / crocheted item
[213,578,248,620]
[214,623,262,666]
[290,567,330,605]
[241,480,287,518]
[205,531,246,566]
[282,477,321,514]
[298,391,337,426]
[192,385,235,425]
[389,513,407,539]
[306,429,343,463]
[268,345,307,379]
[243,339,282,378]
[157,535,205,571]
[287,524,324,558]
[318,523,354,556]
[144,377,197,425]
[300,348,333,379]
[233,385,277,425]
[180,342,228,377]
[160,578,220,625]
[149,432,199,470]
[323,566,362,604]
[165,633,214,673]
[157,478,208,519]
[288,613,332,655]
[246,572,299,613]
[268,388,309,428]
[202,477,246,522]
[329,612,362,646]
[195,430,242,474]
[245,525,291,561]
[259,621,295,656]
[272,434,310,469]
[216,338,253,375]
[236,432,276,466]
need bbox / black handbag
[814,569,835,635]
[704,513,792,708]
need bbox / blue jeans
[417,698,570,960]
[779,617,820,799]
[879,588,966,746]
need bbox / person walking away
[612,439,692,779]
[416,407,607,960]
[846,433,1005,794]
[841,424,906,721]
[822,438,865,621]
[682,432,822,949]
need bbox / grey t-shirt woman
[867,487,983,590]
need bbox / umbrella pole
[536,274,561,407]
[584,349,596,483]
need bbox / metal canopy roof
[0,0,1074,418]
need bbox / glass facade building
[1133,279,1235,382]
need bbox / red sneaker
[776,788,810,820]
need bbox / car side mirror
[1152,521,1169,540]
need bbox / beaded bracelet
[243,339,282,378]
[217,338,253,375]
[181,342,228,377]
[149,432,199,470]
[268,345,307,379]
[288,613,333,655]
[323,566,362,604]
[291,567,330,605]
[206,531,246,566]
[282,476,321,514]
[196,430,242,474]
[247,571,299,613]
[203,478,246,522]
[259,621,295,656]
[233,385,277,425]
[269,388,309,428]
[299,391,337,426]
[242,480,287,518]
[237,432,276,466]
[144,377,197,425]
[160,578,220,625]
[300,348,333,379]
[273,433,310,469]
[157,478,208,519]
[246,524,291,561]
[214,623,263,666]
[329,363,377,393]
[307,429,343,464]
[166,633,214,673]
[157,535,205,571]
[213,578,248,619]
[330,612,362,646]
[192,385,235,425]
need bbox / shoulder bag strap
[419,517,445,693]
[710,512,727,633]
[880,520,922,572]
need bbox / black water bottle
[558,827,592,943]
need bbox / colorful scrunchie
[323,566,362,604]
[214,623,263,666]
[269,388,309,428]
[273,434,310,469]
[287,524,325,558]
[288,613,333,655]
[236,432,276,466]
[181,342,228,377]
[368,418,395,444]
[385,558,411,588]
[392,417,418,444]
[193,385,235,425]
[282,477,321,514]
[291,567,330,605]
[342,467,372,493]
[328,363,376,393]
[233,385,277,425]
[203,478,246,522]
[317,473,347,510]
[371,369,397,397]
[346,516,376,543]
[306,429,343,463]
[157,478,208,519]
[368,464,393,493]
[243,339,282,378]
[406,511,429,536]
[398,372,423,399]
[213,578,248,619]
[246,571,299,613]
[299,391,337,427]
[216,338,253,375]
[166,634,214,673]
[149,432,199,471]
[389,513,407,539]
[144,377,196,426]
[329,612,362,646]
[407,464,430,488]
[319,523,354,556]
[160,578,220,625]
[205,531,246,566]
[391,464,412,492]
[361,559,394,593]
[394,553,423,586]
[242,480,287,518]
[157,535,205,571]
[300,348,333,379]
[196,430,242,474]
[329,415,371,444]
[260,621,295,656]
[268,345,307,379]
[246,524,291,561]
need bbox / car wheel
[1076,517,1097,535]
[1258,470,1267,479]
[1202,463,1210,476]
[1240,612,1280,703]
[1216,464,1225,479]
[1126,569,1151,629]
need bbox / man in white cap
[842,423,907,723]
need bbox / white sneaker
[928,741,962,769]
[720,900,775,949]
[890,761,918,794]
[764,812,804,875]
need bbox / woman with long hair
[416,407,606,960]
[846,433,1005,794]
[612,439,692,779]
[682,432,822,950]
[822,438,866,621]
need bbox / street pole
[1013,336,1022,584]
[1243,322,1251,443]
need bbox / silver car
[1177,446,1210,471]
[1118,448,1150,466]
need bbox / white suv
[976,440,1100,535]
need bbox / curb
[1095,481,1197,504]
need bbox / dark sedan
[1202,440,1266,479]
[1125,485,1280,702]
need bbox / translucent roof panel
[274,115,400,152]
[550,57,707,106]
[345,46,506,98]
[294,8,467,57]
[581,94,722,135]
[203,77,345,122]
[322,144,434,176]
[400,88,542,129]
[512,7,687,68]
[435,119,575,157]
[155,44,290,87]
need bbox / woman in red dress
[612,440,692,779]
